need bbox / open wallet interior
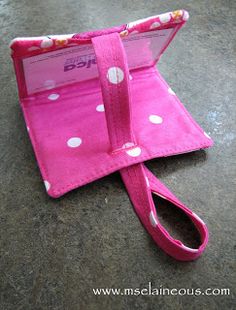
[10,10,213,261]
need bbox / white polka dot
[96,104,105,112]
[129,74,133,80]
[204,132,211,139]
[145,176,150,187]
[183,11,189,21]
[149,211,158,227]
[159,13,171,23]
[122,142,141,156]
[67,137,82,148]
[149,115,163,124]
[28,46,40,52]
[44,180,51,191]
[168,87,175,95]
[51,34,71,40]
[107,67,124,84]
[48,93,59,100]
[26,126,30,132]
[44,80,55,90]
[126,147,141,157]
[40,38,53,48]
[150,21,161,29]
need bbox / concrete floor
[0,0,235,309]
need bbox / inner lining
[20,66,212,197]
[21,27,175,96]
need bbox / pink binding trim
[10,10,189,99]
[10,10,189,57]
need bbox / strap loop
[92,32,208,261]
[120,163,209,261]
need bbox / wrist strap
[120,163,208,261]
[92,32,208,261]
[92,32,136,152]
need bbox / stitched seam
[110,36,120,148]
[119,38,134,144]
[114,38,126,146]
[48,141,212,196]
[113,40,123,145]
[103,37,118,149]
[97,36,117,150]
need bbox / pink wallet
[10,10,213,261]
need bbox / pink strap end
[121,164,209,261]
[92,31,209,261]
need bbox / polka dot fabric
[92,33,136,152]
[23,68,212,199]
[10,10,189,59]
[10,10,213,261]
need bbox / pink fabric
[93,33,208,261]
[10,10,188,98]
[20,66,212,198]
[73,25,126,40]
[121,164,208,261]
[10,10,213,261]
[91,33,135,151]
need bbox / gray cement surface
[0,1,235,309]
